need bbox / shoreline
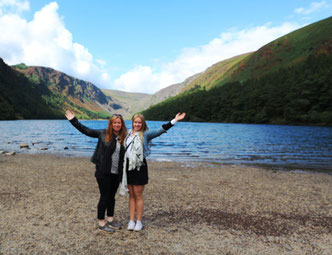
[2,151,332,175]
[1,154,331,254]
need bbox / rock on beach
[4,151,15,156]
[20,144,29,148]
[0,154,331,254]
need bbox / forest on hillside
[142,54,332,126]
[0,61,112,120]
[0,60,62,120]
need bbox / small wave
[150,158,172,162]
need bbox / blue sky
[0,0,331,93]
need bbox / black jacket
[69,117,125,179]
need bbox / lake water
[1,120,332,172]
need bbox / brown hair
[132,114,148,143]
[106,115,127,145]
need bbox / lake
[1,120,332,172]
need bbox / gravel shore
[0,154,331,254]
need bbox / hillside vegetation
[0,59,63,120]
[13,64,120,119]
[181,53,251,92]
[142,17,332,125]
[181,16,332,93]
[1,62,122,120]
[142,54,332,125]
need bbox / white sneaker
[127,220,135,231]
[134,220,143,231]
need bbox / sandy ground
[0,154,331,255]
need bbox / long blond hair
[106,115,127,145]
[132,113,148,144]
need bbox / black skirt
[126,158,148,185]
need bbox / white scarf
[120,131,144,195]
[128,132,144,171]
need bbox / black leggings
[96,174,119,220]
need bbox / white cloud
[114,66,161,93]
[0,1,303,94]
[114,22,300,93]
[0,0,29,15]
[0,1,109,87]
[295,1,328,15]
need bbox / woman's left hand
[65,110,75,120]
[175,112,186,121]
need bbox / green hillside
[0,60,118,120]
[0,58,63,120]
[142,17,332,126]
[142,54,332,125]
[181,16,332,93]
[8,64,118,119]
[181,53,251,92]
[228,16,332,83]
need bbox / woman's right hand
[65,110,75,120]
[175,112,186,122]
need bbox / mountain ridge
[142,16,332,126]
[180,16,332,93]
[1,60,195,119]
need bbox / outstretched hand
[65,110,75,120]
[175,112,186,122]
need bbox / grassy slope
[0,60,63,119]
[12,65,114,119]
[181,53,252,92]
[228,16,332,83]
[142,17,332,125]
[181,16,332,92]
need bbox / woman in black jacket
[65,110,127,233]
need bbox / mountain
[142,17,332,125]
[1,58,200,120]
[181,53,251,93]
[102,73,200,117]
[9,63,123,119]
[148,73,201,106]
[101,89,150,118]
[181,16,332,93]
[0,58,63,120]
[3,16,331,122]
[225,16,332,84]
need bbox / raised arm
[65,110,100,138]
[175,112,186,121]
[146,112,186,140]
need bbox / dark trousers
[96,174,119,220]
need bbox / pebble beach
[0,154,331,254]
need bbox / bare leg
[133,185,145,221]
[128,185,136,221]
[98,219,106,226]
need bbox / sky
[0,1,331,94]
